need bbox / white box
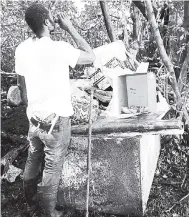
[126,72,157,112]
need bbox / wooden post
[85,89,94,217]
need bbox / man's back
[15,36,80,118]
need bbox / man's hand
[56,14,73,32]
[55,13,95,65]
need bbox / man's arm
[57,15,95,65]
[17,75,28,106]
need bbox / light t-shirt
[15,36,80,119]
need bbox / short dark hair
[25,3,49,34]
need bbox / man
[15,3,95,217]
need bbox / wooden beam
[71,113,183,136]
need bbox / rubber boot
[38,186,63,217]
[23,178,39,216]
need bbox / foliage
[1,0,188,75]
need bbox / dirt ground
[1,81,189,217]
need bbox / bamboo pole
[85,89,94,217]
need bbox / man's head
[25,3,55,36]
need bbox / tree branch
[166,193,189,212]
[145,0,189,124]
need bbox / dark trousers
[23,115,71,214]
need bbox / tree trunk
[145,0,180,101]
[178,1,189,92]
[133,0,158,20]
[131,5,140,58]
[132,5,139,41]
[120,2,130,48]
[145,0,189,124]
[178,43,189,93]
[99,0,116,42]
[184,1,189,31]
[133,1,148,20]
